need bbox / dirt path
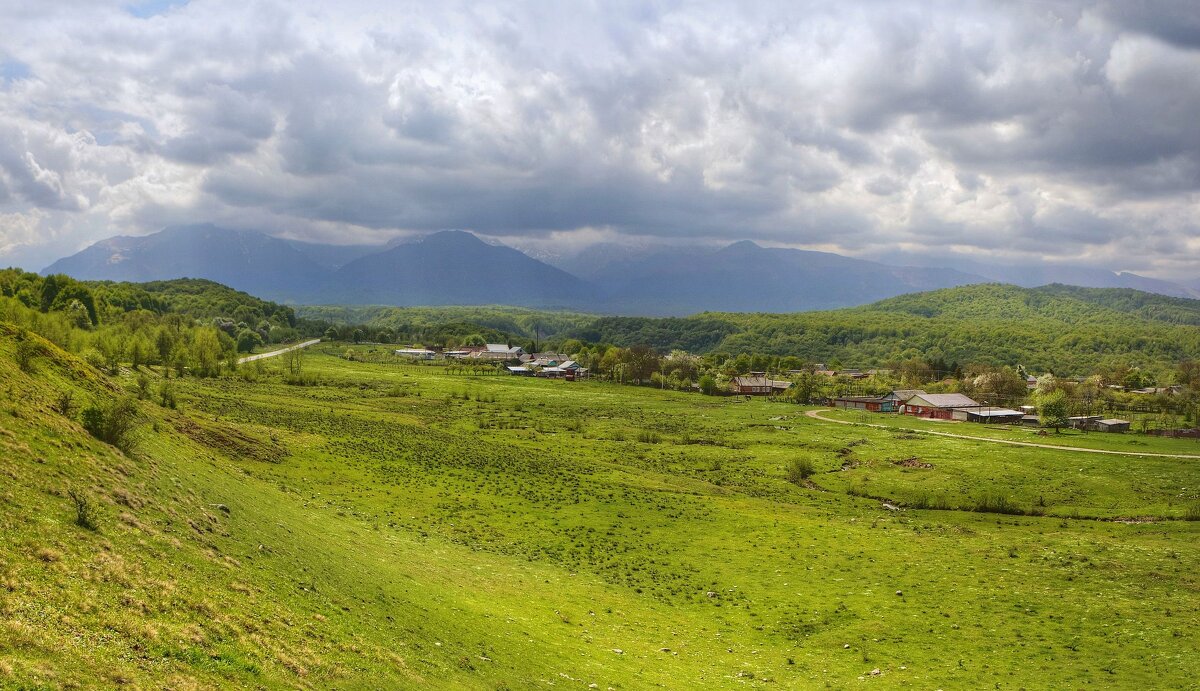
[237,339,321,365]
[804,409,1200,459]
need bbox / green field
[3,337,1199,688]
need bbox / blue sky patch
[126,0,188,19]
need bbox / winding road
[804,409,1200,459]
[237,339,321,365]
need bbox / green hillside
[302,284,1200,377]
[4,331,1199,687]
[572,284,1200,375]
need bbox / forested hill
[84,278,298,324]
[568,284,1200,375]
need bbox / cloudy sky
[1,1,1198,278]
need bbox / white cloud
[0,0,1197,279]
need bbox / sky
[0,1,1198,279]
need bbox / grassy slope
[3,336,1200,687]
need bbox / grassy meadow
[2,337,1199,688]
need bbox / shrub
[80,396,139,451]
[786,458,815,484]
[68,489,99,531]
[636,430,661,444]
[973,493,1024,515]
[1183,503,1200,521]
[158,382,177,409]
[134,373,152,400]
[14,338,38,372]
[52,390,76,417]
[81,348,107,371]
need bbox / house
[394,348,436,360]
[1095,419,1131,433]
[901,393,980,419]
[1025,375,1038,390]
[884,390,926,406]
[475,344,526,361]
[770,379,792,393]
[557,361,590,380]
[506,365,534,376]
[1021,415,1041,427]
[730,376,774,395]
[831,396,894,412]
[953,407,1025,424]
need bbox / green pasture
[2,338,1198,688]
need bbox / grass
[1,337,1199,687]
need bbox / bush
[52,390,76,417]
[81,348,106,371]
[786,458,815,484]
[80,396,139,451]
[158,382,177,409]
[973,493,1024,515]
[134,373,152,400]
[68,489,99,531]
[636,430,661,444]
[15,338,38,372]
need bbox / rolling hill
[570,283,1200,374]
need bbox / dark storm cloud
[0,0,1198,277]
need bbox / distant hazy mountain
[42,224,327,303]
[41,224,1200,313]
[328,231,595,308]
[583,240,988,314]
[283,239,383,270]
[868,253,1200,300]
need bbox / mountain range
[41,224,1200,314]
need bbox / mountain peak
[723,240,763,252]
[420,230,487,247]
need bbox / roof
[832,396,889,403]
[506,365,529,371]
[1097,418,1130,425]
[958,407,1025,417]
[908,393,979,408]
[886,389,926,401]
[732,376,772,387]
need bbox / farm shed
[831,396,894,412]
[1094,419,1131,433]
[901,393,980,419]
[953,407,1025,424]
[395,348,436,360]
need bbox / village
[379,344,1200,435]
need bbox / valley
[3,337,1198,687]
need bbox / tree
[324,326,339,341]
[236,328,264,353]
[1038,389,1069,433]
[283,347,304,376]
[351,329,365,344]
[699,374,718,396]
